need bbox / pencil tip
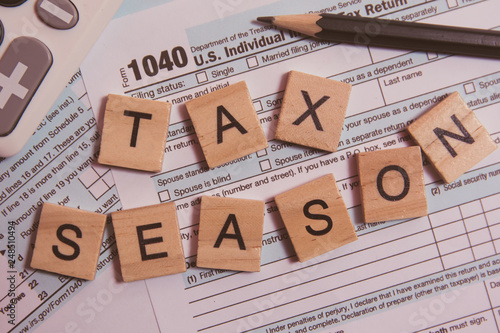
[257,16,274,24]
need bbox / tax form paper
[41,0,500,332]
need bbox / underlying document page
[3,0,500,332]
[79,0,500,331]
[0,74,130,332]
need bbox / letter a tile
[197,196,265,271]
[98,94,171,172]
[185,81,268,168]
[408,92,497,183]
[357,146,427,223]
[31,203,107,280]
[111,202,186,282]
[275,174,357,262]
[275,71,351,152]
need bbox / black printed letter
[216,106,247,144]
[52,224,81,261]
[123,110,153,147]
[292,91,330,131]
[304,199,333,236]
[433,114,474,157]
[377,165,410,201]
[136,223,168,261]
[214,214,246,250]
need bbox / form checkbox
[460,201,483,218]
[438,235,469,255]
[427,52,438,60]
[473,243,495,260]
[159,189,171,202]
[447,0,458,8]
[196,71,208,83]
[464,82,476,94]
[93,164,109,176]
[469,228,491,245]
[102,171,115,187]
[79,167,99,188]
[256,148,268,157]
[464,215,487,232]
[89,179,109,199]
[246,56,259,68]
[259,159,272,171]
[490,223,500,239]
[442,249,473,268]
[253,100,263,112]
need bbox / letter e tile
[111,202,186,282]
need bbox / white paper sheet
[3,0,500,332]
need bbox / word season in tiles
[30,70,497,282]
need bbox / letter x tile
[275,71,351,152]
[98,94,171,172]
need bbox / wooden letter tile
[196,196,265,271]
[30,203,107,280]
[98,94,171,172]
[275,71,351,152]
[357,146,428,223]
[185,81,268,168]
[275,174,357,262]
[408,92,497,183]
[111,202,186,282]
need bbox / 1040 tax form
[2,0,500,332]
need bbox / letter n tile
[408,92,497,183]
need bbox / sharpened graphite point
[256,16,274,23]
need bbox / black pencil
[256,14,500,59]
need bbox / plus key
[0,37,52,136]
[0,62,29,108]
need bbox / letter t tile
[98,94,171,172]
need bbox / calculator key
[0,0,27,7]
[0,37,52,136]
[36,0,79,30]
